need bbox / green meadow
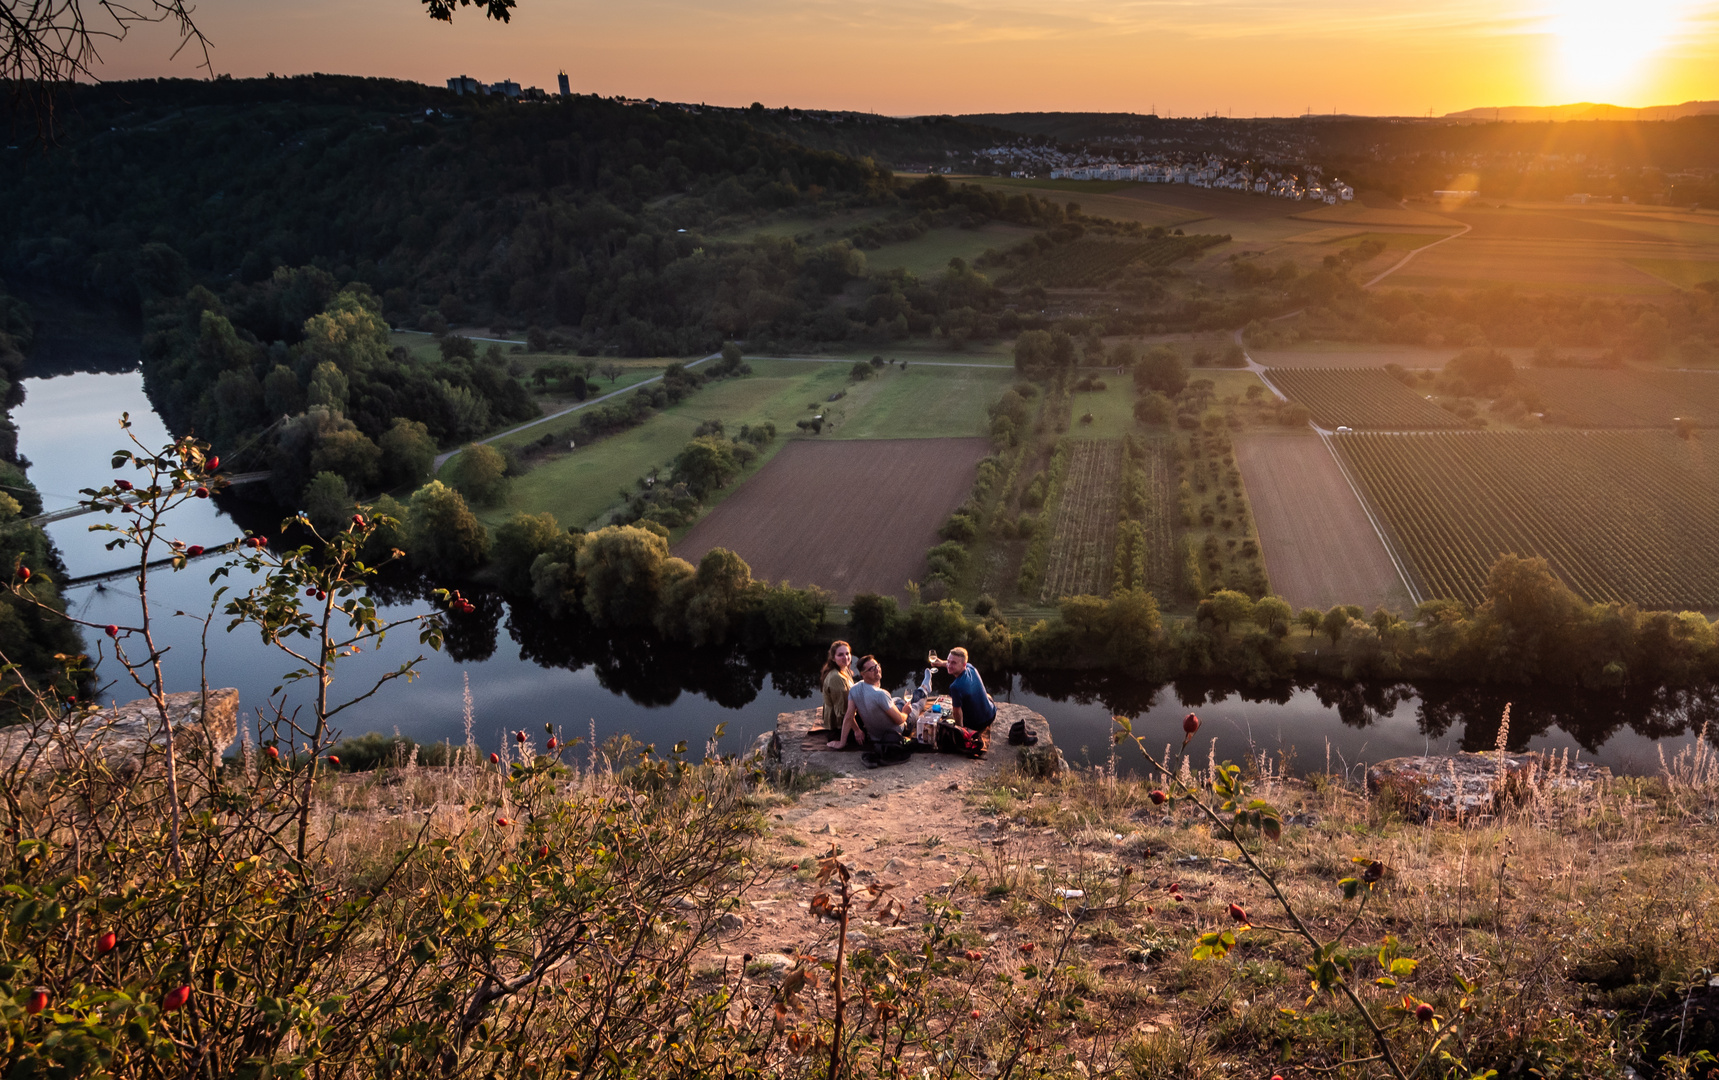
[465,356,1008,530]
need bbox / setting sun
[1547,0,1687,99]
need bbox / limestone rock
[0,689,238,775]
[1366,751,1609,820]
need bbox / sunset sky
[96,0,1719,117]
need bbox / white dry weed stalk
[1492,703,1513,795]
[1205,738,1218,789]
[1162,743,1172,784]
[240,725,255,780]
[462,672,476,768]
[1178,752,1194,790]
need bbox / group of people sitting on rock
[817,641,1036,761]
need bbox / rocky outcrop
[0,689,238,774]
[1366,750,1610,820]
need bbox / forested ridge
[0,76,1075,355]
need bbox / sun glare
[1547,0,1684,100]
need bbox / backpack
[935,720,985,758]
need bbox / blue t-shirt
[948,665,996,731]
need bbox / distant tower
[558,71,570,98]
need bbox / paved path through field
[433,352,721,469]
[1233,432,1415,612]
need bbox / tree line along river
[14,298,1708,776]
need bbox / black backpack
[935,720,985,758]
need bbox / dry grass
[722,734,1719,1078]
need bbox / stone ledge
[1366,750,1610,820]
[0,689,238,774]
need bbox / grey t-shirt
[849,682,904,744]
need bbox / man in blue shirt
[932,647,1036,747]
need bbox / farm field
[960,178,1206,228]
[672,438,992,600]
[999,235,1228,287]
[1112,438,1177,597]
[1247,343,1610,368]
[1520,370,1719,428]
[1232,433,1412,612]
[1070,379,1137,439]
[1038,440,1123,600]
[1626,258,1719,289]
[1291,203,1460,229]
[824,363,1017,439]
[862,223,1036,277]
[1334,430,1719,608]
[480,357,1012,530]
[1267,368,1466,429]
[1384,237,1687,295]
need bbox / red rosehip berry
[547,737,558,750]
[537,845,549,858]
[206,457,219,472]
[1018,942,1036,954]
[516,731,528,743]
[1228,903,1249,924]
[194,486,209,499]
[1167,882,1181,893]
[25,989,47,1014]
[970,1009,981,1019]
[1149,789,1167,805]
[963,949,983,961]
[16,566,28,581]
[352,514,366,527]
[305,588,319,598]
[266,745,280,760]
[1183,712,1200,735]
[1415,1003,1435,1024]
[115,479,133,491]
[97,931,117,954]
[496,816,511,827]
[1273,1075,1286,1080]
[185,545,204,556]
[161,985,191,1012]
[326,755,340,767]
[488,752,500,764]
[105,624,119,638]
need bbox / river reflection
[11,296,1712,774]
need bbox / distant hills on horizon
[1443,101,1719,122]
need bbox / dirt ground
[673,437,991,600]
[1233,432,1414,612]
[710,704,1059,969]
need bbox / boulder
[1366,750,1609,820]
[0,689,238,775]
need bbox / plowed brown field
[673,438,992,600]
[1233,433,1413,612]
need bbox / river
[14,298,1710,775]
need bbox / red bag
[935,720,985,758]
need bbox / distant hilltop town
[1043,153,1352,204]
[446,71,573,102]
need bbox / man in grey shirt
[830,654,911,748]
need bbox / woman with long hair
[819,640,854,736]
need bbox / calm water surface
[14,307,1709,774]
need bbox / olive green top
[821,668,853,732]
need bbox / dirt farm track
[1232,433,1413,613]
[673,438,991,600]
